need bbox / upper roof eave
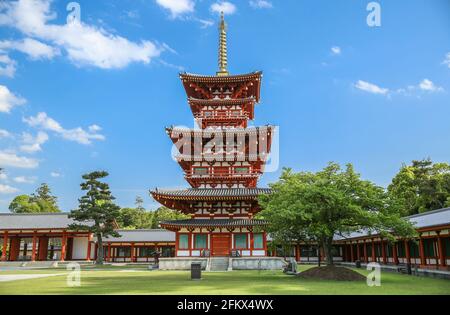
[179,71,262,82]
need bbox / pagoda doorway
[211,234,231,256]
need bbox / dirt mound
[297,265,365,281]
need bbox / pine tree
[69,171,120,264]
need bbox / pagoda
[151,14,274,259]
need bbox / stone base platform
[158,257,286,271]
[159,258,209,270]
[230,257,286,270]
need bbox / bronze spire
[216,12,229,76]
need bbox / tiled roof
[406,207,450,229]
[151,188,271,200]
[166,126,275,136]
[160,218,267,228]
[188,97,256,106]
[104,229,175,243]
[335,207,450,241]
[180,71,262,82]
[0,213,94,230]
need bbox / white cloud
[331,46,341,55]
[20,131,49,153]
[211,1,237,15]
[443,52,450,69]
[50,171,60,177]
[156,0,195,18]
[0,54,16,77]
[88,124,102,133]
[355,78,444,98]
[0,129,11,138]
[13,176,36,184]
[0,183,19,194]
[418,79,443,92]
[249,0,273,9]
[195,18,214,28]
[0,38,59,60]
[0,0,163,69]
[0,85,26,113]
[354,80,389,95]
[0,151,39,168]
[0,172,7,181]
[23,112,105,145]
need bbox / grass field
[0,265,449,295]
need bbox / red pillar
[381,240,387,264]
[392,242,399,265]
[405,240,411,264]
[263,232,267,256]
[130,243,135,262]
[86,233,92,261]
[38,237,49,261]
[363,241,368,263]
[1,232,8,261]
[418,237,426,266]
[60,232,67,261]
[295,244,300,262]
[350,243,354,262]
[31,232,37,262]
[9,237,20,261]
[356,243,361,261]
[437,233,445,267]
[342,245,347,261]
[371,239,376,262]
[107,244,111,262]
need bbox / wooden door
[211,234,231,256]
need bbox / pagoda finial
[216,12,229,76]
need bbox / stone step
[209,258,229,271]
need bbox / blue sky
[0,0,449,212]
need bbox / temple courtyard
[0,265,448,295]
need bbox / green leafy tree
[151,206,189,228]
[9,195,41,213]
[9,183,60,213]
[69,171,121,264]
[388,159,450,215]
[259,163,416,266]
[31,183,59,211]
[117,196,154,229]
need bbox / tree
[9,183,60,213]
[152,206,189,228]
[388,159,450,215]
[117,196,154,229]
[69,171,121,264]
[259,163,416,266]
[9,195,41,213]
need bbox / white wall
[72,237,88,260]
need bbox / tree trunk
[96,233,104,265]
[324,237,334,266]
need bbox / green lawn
[0,265,449,295]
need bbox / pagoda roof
[188,97,256,106]
[160,218,267,229]
[150,188,271,201]
[180,71,262,83]
[166,125,274,136]
[180,72,262,102]
[174,153,270,163]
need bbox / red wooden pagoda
[151,13,274,258]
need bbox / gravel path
[0,273,66,282]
